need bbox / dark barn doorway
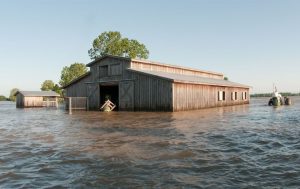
[100,85,119,110]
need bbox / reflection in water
[0,98,300,188]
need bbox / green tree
[9,88,19,102]
[224,77,229,81]
[41,80,55,91]
[59,63,88,87]
[52,84,62,96]
[0,95,7,101]
[88,31,149,60]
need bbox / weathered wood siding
[87,83,100,110]
[65,57,131,110]
[16,93,24,108]
[130,72,173,111]
[16,94,58,108]
[119,80,134,111]
[23,97,44,107]
[89,57,131,82]
[64,56,250,112]
[16,94,44,108]
[131,61,223,79]
[65,74,92,97]
[173,83,249,111]
[87,57,131,110]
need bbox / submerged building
[15,91,60,108]
[63,55,250,111]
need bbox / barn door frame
[86,83,99,110]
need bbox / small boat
[268,87,291,106]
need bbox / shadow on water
[0,99,299,188]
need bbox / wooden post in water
[56,97,58,108]
[69,97,72,114]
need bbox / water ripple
[0,98,300,188]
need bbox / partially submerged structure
[63,55,250,111]
[15,91,60,108]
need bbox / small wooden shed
[15,91,60,108]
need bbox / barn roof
[86,55,130,67]
[131,59,224,77]
[15,91,60,97]
[62,72,91,89]
[86,55,224,77]
[128,68,250,88]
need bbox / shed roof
[15,91,60,97]
[128,68,250,88]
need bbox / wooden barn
[15,91,60,108]
[63,55,250,111]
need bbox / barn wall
[65,57,131,110]
[23,97,44,107]
[119,80,134,111]
[87,83,100,110]
[65,74,92,97]
[86,58,131,110]
[89,57,131,82]
[64,56,251,112]
[16,93,24,108]
[173,83,250,111]
[131,61,223,79]
[130,72,173,111]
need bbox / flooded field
[0,98,299,188]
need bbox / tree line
[0,88,18,101]
[251,92,300,97]
[0,95,9,101]
[8,31,149,101]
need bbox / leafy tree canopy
[88,31,149,60]
[40,80,62,96]
[59,63,88,87]
[9,88,19,102]
[52,84,63,96]
[41,80,55,91]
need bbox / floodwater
[0,98,299,188]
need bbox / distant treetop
[9,88,19,102]
[88,31,149,60]
[41,80,55,91]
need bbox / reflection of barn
[63,55,250,111]
[15,91,60,108]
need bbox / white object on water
[272,91,282,98]
[272,85,282,98]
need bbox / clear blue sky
[1,0,300,96]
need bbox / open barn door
[100,85,119,111]
[119,81,134,111]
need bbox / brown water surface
[0,98,299,188]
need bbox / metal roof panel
[128,68,250,88]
